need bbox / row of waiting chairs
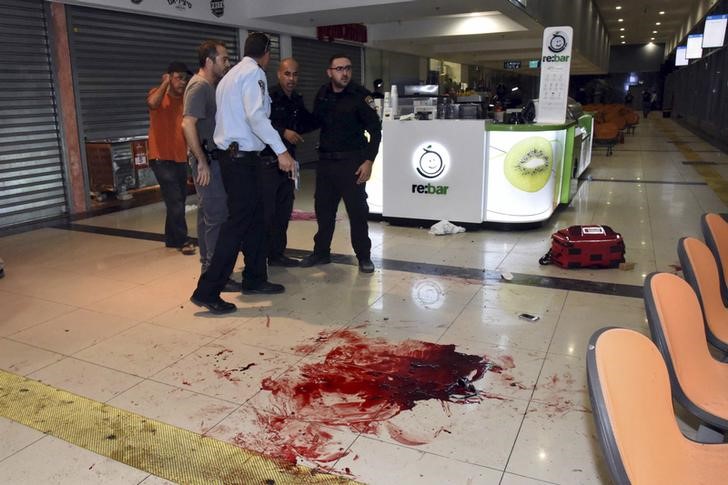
[583,104,640,157]
[588,213,728,484]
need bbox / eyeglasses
[328,65,352,72]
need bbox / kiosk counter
[366,117,592,224]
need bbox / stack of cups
[390,85,398,119]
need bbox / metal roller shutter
[67,5,243,142]
[0,0,67,228]
[264,34,281,91]
[292,38,362,164]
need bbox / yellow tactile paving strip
[0,369,359,485]
[661,120,728,206]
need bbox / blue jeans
[191,156,228,272]
[150,160,189,248]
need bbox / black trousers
[259,163,294,259]
[193,152,267,299]
[313,158,371,260]
[150,160,188,248]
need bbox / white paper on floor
[429,220,466,235]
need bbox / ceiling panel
[593,0,693,45]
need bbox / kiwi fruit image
[503,136,553,192]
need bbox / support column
[48,2,88,214]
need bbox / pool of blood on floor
[231,329,516,466]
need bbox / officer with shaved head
[259,57,316,267]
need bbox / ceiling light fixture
[653,30,658,33]
[620,27,625,31]
[621,41,626,44]
[620,35,625,38]
[618,18,623,22]
[616,5,622,10]
[659,11,665,15]
[650,37,655,40]
[656,22,661,25]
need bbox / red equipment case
[539,225,625,269]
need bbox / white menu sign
[536,26,574,124]
[675,46,689,66]
[704,14,728,48]
[686,34,704,59]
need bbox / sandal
[179,242,196,255]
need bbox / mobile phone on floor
[519,313,540,322]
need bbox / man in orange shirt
[147,61,195,255]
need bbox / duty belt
[318,150,362,161]
[214,142,260,161]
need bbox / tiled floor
[0,116,724,484]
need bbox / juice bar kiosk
[366,105,593,225]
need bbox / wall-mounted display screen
[528,59,540,68]
[675,46,688,66]
[504,60,522,70]
[704,14,728,48]
[686,34,704,59]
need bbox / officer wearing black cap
[299,54,382,273]
[190,32,295,314]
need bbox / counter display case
[366,116,593,225]
[485,123,568,223]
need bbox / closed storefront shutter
[67,5,241,142]
[292,38,362,164]
[264,33,281,92]
[0,0,67,228]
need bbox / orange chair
[644,272,728,440]
[678,237,728,356]
[594,122,619,156]
[624,111,639,135]
[701,213,728,304]
[604,111,627,143]
[588,327,728,484]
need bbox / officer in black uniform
[260,57,316,267]
[299,54,382,273]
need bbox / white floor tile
[152,340,301,404]
[332,436,504,484]
[0,436,149,484]
[28,357,143,403]
[73,323,212,378]
[11,309,140,355]
[0,291,76,337]
[107,379,238,434]
[0,417,45,462]
[0,338,64,375]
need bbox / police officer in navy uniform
[260,57,316,267]
[299,54,382,273]
[190,32,295,314]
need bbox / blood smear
[232,330,510,466]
